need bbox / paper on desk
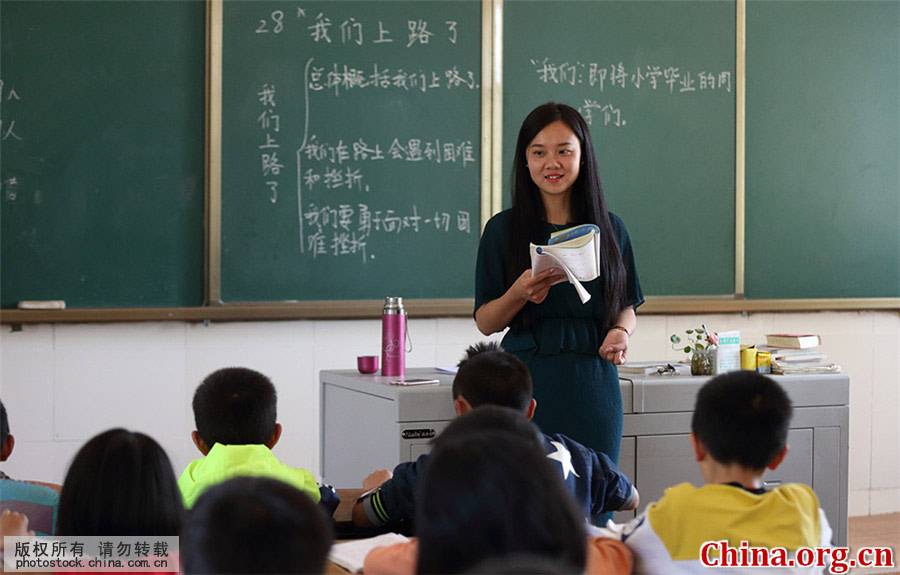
[329,533,410,573]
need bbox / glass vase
[691,348,713,376]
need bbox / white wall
[1,311,897,516]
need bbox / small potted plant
[670,327,716,375]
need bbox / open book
[530,224,600,304]
[328,533,410,573]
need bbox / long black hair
[56,428,183,536]
[509,102,626,330]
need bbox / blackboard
[502,0,737,297]
[0,0,206,309]
[219,0,483,302]
[2,1,896,316]
[745,0,899,299]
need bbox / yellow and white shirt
[622,482,832,574]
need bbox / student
[56,428,182,536]
[182,476,333,574]
[0,398,60,536]
[622,371,832,574]
[363,406,633,575]
[178,367,338,513]
[353,342,637,529]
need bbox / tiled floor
[848,513,899,574]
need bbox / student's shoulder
[646,482,699,512]
[0,478,60,502]
[771,483,821,507]
[542,433,608,473]
[544,432,587,452]
[543,432,607,462]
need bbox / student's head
[0,398,14,461]
[691,371,793,472]
[417,410,586,574]
[182,476,333,574]
[191,367,280,452]
[453,342,535,418]
[57,428,182,536]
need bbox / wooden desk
[334,488,363,524]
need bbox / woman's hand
[510,268,567,305]
[600,328,629,365]
[475,268,567,335]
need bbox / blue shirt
[360,431,635,527]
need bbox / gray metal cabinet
[321,369,456,488]
[320,370,848,544]
[616,373,849,545]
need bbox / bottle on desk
[381,296,406,377]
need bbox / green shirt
[178,443,320,508]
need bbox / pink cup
[357,355,379,374]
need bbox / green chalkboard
[0,0,206,309]
[745,0,900,299]
[502,0,737,297]
[220,0,483,302]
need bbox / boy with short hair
[178,367,338,512]
[352,342,637,529]
[182,476,333,574]
[0,399,60,536]
[622,370,832,574]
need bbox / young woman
[474,102,643,478]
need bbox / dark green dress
[474,209,644,467]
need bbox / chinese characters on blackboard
[1,79,24,203]
[530,59,732,127]
[245,7,477,264]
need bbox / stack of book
[760,334,841,374]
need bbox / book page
[533,242,599,281]
[530,246,592,303]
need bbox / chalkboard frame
[1,0,897,324]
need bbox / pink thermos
[381,296,406,377]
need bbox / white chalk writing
[280,10,461,47]
[302,203,471,261]
[301,135,474,167]
[307,62,478,96]
[257,83,282,202]
[529,59,733,126]
[532,59,732,93]
[241,9,478,263]
[0,79,24,141]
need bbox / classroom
[1,0,898,570]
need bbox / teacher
[474,102,643,471]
